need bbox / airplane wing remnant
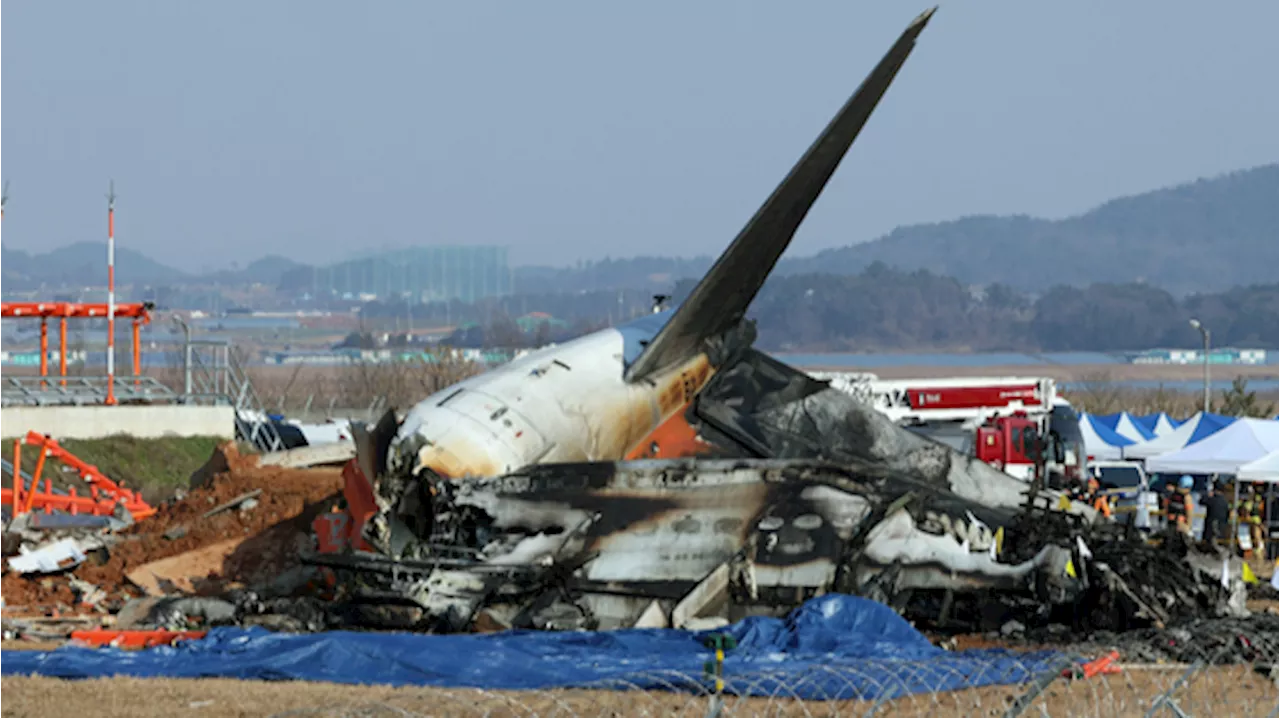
[624,7,938,382]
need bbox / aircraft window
[437,389,464,407]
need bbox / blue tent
[1079,413,1134,460]
[1123,412,1235,460]
[1097,412,1156,442]
[1135,413,1184,437]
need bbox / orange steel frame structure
[1,301,152,399]
[3,430,156,520]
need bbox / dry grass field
[2,664,1276,717]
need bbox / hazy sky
[3,1,1277,274]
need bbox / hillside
[4,164,1275,297]
[1,242,190,290]
[784,164,1279,294]
[515,164,1279,295]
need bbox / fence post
[1003,655,1079,718]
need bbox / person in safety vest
[1166,475,1194,537]
[1237,484,1265,555]
[1087,477,1113,519]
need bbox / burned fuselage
[322,458,1078,632]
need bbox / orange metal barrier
[4,431,155,520]
[70,629,207,649]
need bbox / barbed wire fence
[259,649,1278,718]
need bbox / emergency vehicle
[810,373,1087,485]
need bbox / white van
[1091,461,1158,529]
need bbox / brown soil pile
[3,442,342,614]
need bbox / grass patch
[2,435,236,504]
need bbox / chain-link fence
[250,654,1277,718]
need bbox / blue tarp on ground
[1,595,1068,701]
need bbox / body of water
[773,350,1280,367]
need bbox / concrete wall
[1,405,235,440]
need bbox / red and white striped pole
[105,181,117,406]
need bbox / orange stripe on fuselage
[625,401,713,459]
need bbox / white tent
[1123,412,1233,460]
[1145,418,1280,475]
[1236,449,1280,484]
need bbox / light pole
[173,316,193,398]
[1189,318,1210,414]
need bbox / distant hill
[5,164,1274,297]
[0,245,303,291]
[201,255,306,286]
[514,164,1279,295]
[1,242,190,290]
[783,164,1279,294]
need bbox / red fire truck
[810,373,1087,486]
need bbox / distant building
[309,246,512,303]
[1130,348,1272,365]
[515,312,568,333]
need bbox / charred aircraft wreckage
[304,9,1247,635]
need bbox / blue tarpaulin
[1,595,1069,701]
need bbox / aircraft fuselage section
[389,324,714,481]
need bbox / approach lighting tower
[106,181,118,405]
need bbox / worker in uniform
[1165,475,1194,537]
[1201,479,1229,550]
[1267,490,1278,560]
[1086,477,1113,519]
[1238,484,1266,556]
[1159,479,1176,531]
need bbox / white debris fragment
[7,537,89,574]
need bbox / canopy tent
[1236,450,1279,484]
[1145,418,1279,475]
[1098,412,1156,442]
[1135,412,1182,438]
[1078,413,1134,461]
[1122,412,1235,460]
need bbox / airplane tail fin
[625,7,936,383]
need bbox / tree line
[359,263,1278,352]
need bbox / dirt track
[3,665,1276,717]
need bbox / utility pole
[106,181,118,405]
[1189,318,1210,414]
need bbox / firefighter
[1165,475,1194,537]
[1237,483,1266,556]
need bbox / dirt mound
[187,441,261,491]
[3,447,341,613]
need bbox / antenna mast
[106,181,118,405]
